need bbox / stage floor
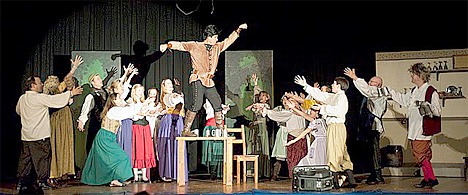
[1,176,467,194]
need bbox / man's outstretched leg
[182,110,197,137]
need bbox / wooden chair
[224,125,259,184]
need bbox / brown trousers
[410,140,432,165]
[17,138,51,184]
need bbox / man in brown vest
[167,23,247,136]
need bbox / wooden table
[176,136,235,187]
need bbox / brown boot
[214,111,224,130]
[182,110,197,137]
[271,161,281,181]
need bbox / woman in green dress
[81,81,150,187]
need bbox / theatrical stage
[1,176,467,194]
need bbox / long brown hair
[107,79,122,94]
[160,79,172,109]
[147,88,159,104]
[255,91,271,106]
[100,93,118,120]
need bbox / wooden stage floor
[1,176,467,194]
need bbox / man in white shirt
[295,75,357,188]
[77,73,107,154]
[16,75,82,192]
[344,67,388,185]
[388,63,441,189]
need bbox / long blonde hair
[131,84,145,103]
[43,75,60,95]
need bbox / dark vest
[133,118,149,126]
[89,90,107,128]
[422,86,441,136]
[358,97,378,141]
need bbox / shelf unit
[439,95,466,107]
[430,68,468,81]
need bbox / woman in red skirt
[128,84,156,182]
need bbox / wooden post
[226,138,233,185]
[237,159,241,184]
[243,159,247,183]
[223,139,227,185]
[254,158,258,184]
[177,138,185,186]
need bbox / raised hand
[251,73,258,86]
[222,104,231,112]
[130,68,139,77]
[174,78,181,86]
[106,66,118,78]
[160,44,168,52]
[70,55,84,68]
[124,63,135,74]
[239,23,248,29]
[245,104,254,111]
[71,86,83,96]
[344,67,358,80]
[294,75,307,87]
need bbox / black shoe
[332,172,340,189]
[375,175,385,184]
[342,181,358,188]
[414,179,428,188]
[366,176,378,185]
[18,183,43,194]
[344,169,358,188]
[367,170,385,185]
[425,179,439,188]
[38,182,54,190]
[17,183,29,193]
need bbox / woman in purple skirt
[156,79,187,182]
